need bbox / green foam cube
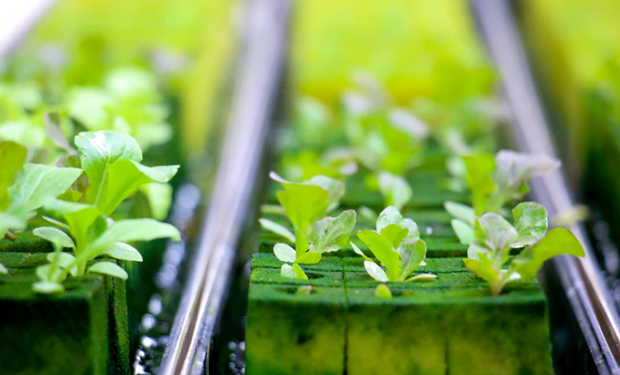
[346,284,552,375]
[0,270,109,375]
[250,266,343,287]
[246,283,347,375]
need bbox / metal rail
[158,0,291,374]
[0,0,56,58]
[471,1,620,374]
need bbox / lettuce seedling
[446,150,560,244]
[463,202,585,295]
[274,210,356,279]
[261,172,344,241]
[33,130,180,293]
[378,171,412,210]
[0,140,82,238]
[0,141,82,274]
[352,206,436,282]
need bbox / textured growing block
[0,270,109,375]
[250,266,343,287]
[0,235,130,375]
[346,284,552,375]
[246,283,347,375]
[251,252,343,272]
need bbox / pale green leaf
[272,172,330,234]
[95,158,178,216]
[91,219,180,254]
[380,224,409,248]
[33,281,64,294]
[75,130,142,201]
[308,209,356,253]
[351,241,373,262]
[451,219,475,245]
[463,154,496,215]
[378,171,412,210]
[274,243,296,263]
[364,260,389,282]
[0,140,27,210]
[477,213,518,253]
[260,218,295,243]
[399,238,427,279]
[512,228,585,280]
[34,227,76,249]
[495,150,560,192]
[358,230,400,280]
[512,202,548,248]
[463,257,498,284]
[374,284,392,298]
[140,182,173,220]
[87,261,128,279]
[376,206,403,232]
[444,201,476,226]
[6,164,82,219]
[404,274,437,282]
[0,263,7,274]
[281,263,308,280]
[296,252,321,264]
[0,212,25,235]
[101,242,143,262]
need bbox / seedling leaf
[364,261,389,282]
[87,261,128,279]
[274,243,297,263]
[260,219,295,243]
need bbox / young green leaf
[374,284,392,298]
[476,213,518,254]
[32,281,64,294]
[5,164,82,220]
[308,209,356,253]
[271,172,330,234]
[259,218,295,243]
[444,201,476,226]
[364,260,389,282]
[495,150,560,193]
[91,218,180,251]
[512,202,548,248]
[100,243,143,262]
[274,243,297,263]
[87,261,128,280]
[33,227,76,249]
[511,228,584,280]
[0,263,7,275]
[378,171,412,210]
[139,182,173,221]
[451,219,475,245]
[281,263,308,280]
[356,207,430,283]
[0,140,27,210]
[463,154,496,215]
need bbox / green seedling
[446,150,560,244]
[374,284,392,298]
[260,172,344,240]
[274,210,356,279]
[352,206,436,282]
[378,171,412,210]
[33,130,180,293]
[0,141,82,274]
[463,202,585,295]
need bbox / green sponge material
[246,284,347,375]
[251,252,343,272]
[250,266,343,287]
[346,285,551,375]
[0,272,109,375]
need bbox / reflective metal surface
[471,1,620,373]
[0,0,56,58]
[158,1,291,374]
